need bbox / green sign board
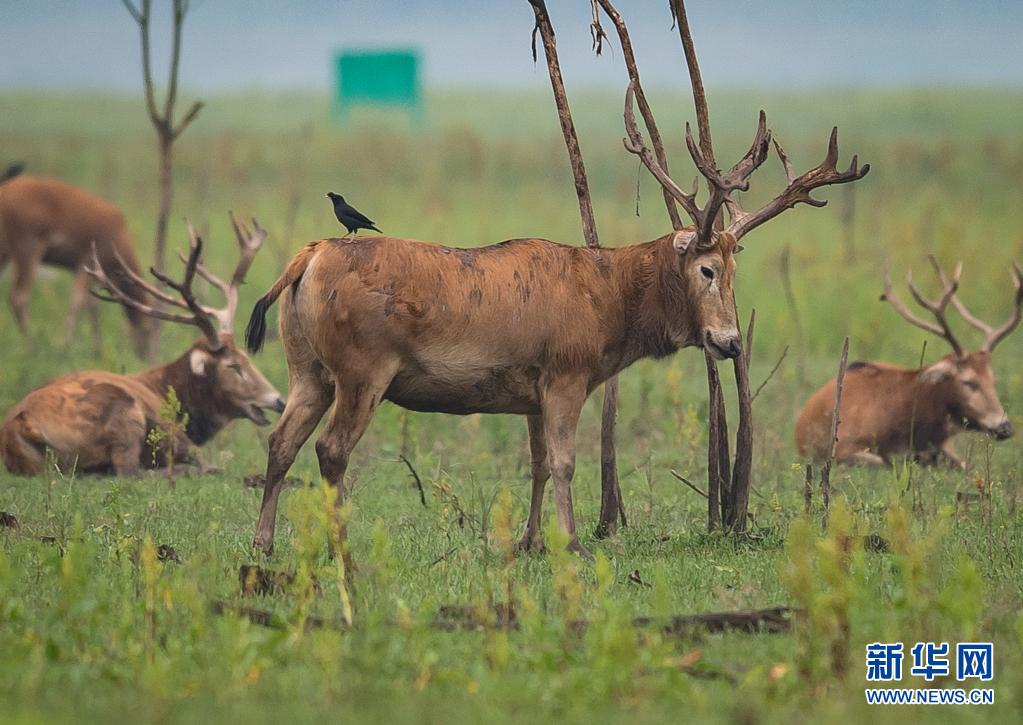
[335,50,423,125]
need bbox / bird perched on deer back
[326,192,381,237]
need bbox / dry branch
[671,469,708,499]
[399,454,427,508]
[751,345,788,404]
[527,0,598,248]
[820,337,849,525]
[728,309,755,532]
[704,351,729,531]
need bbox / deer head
[86,212,285,427]
[882,257,1022,439]
[621,72,869,360]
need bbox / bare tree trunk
[727,309,755,532]
[820,337,849,528]
[673,0,754,533]
[123,0,202,360]
[155,137,173,275]
[671,0,715,166]
[528,0,598,248]
[528,0,623,537]
[704,351,729,531]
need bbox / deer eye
[228,362,243,374]
[964,380,980,391]
[700,266,715,280]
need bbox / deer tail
[245,241,321,353]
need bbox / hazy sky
[1,1,1021,91]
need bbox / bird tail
[369,224,382,233]
[245,240,321,353]
[0,162,24,185]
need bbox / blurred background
[1,0,1022,474]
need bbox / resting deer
[0,173,151,355]
[243,80,868,559]
[797,257,1021,467]
[0,214,284,476]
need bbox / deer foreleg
[517,414,550,553]
[541,374,592,560]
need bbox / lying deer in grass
[244,84,867,559]
[797,257,1021,467]
[0,214,284,476]
[0,173,151,355]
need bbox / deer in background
[243,75,867,559]
[797,257,1021,467]
[0,214,284,476]
[0,173,152,356]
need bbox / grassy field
[1,88,1022,723]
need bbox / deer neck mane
[608,234,698,369]
[136,346,225,446]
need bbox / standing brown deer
[244,81,867,558]
[0,174,151,355]
[796,258,1021,467]
[0,214,284,476]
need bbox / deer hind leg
[516,414,550,553]
[541,374,592,560]
[252,369,334,555]
[314,363,397,564]
[64,265,91,348]
[9,246,42,335]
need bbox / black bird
[0,161,25,184]
[326,192,381,237]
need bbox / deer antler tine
[950,261,963,287]
[772,137,795,185]
[825,127,839,168]
[882,263,964,357]
[982,260,1023,352]
[622,80,702,227]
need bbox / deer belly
[385,363,542,415]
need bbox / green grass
[1,88,1022,723]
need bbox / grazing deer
[244,84,867,558]
[796,258,1021,467]
[0,214,284,476]
[0,174,151,355]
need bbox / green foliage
[146,386,189,486]
[1,88,1022,722]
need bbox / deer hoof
[515,534,547,554]
[566,539,595,562]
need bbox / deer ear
[672,230,697,253]
[920,358,956,385]
[189,349,209,377]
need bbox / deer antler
[86,211,266,350]
[929,255,1023,353]
[619,0,869,251]
[725,129,870,241]
[177,212,267,333]
[881,260,965,358]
